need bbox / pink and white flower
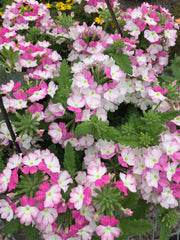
[96,216,121,240]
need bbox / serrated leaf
[64,142,76,177]
[160,110,180,123]
[108,53,132,75]
[116,135,140,147]
[118,218,153,237]
[120,192,139,209]
[22,224,40,240]
[101,126,122,142]
[160,224,170,240]
[132,199,150,220]
[53,59,73,107]
[3,218,20,234]
[74,122,94,137]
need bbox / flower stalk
[0,95,22,153]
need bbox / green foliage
[132,199,151,220]
[4,218,20,234]
[159,225,170,240]
[4,219,40,240]
[25,27,42,44]
[74,108,180,148]
[53,59,73,107]
[13,111,40,137]
[116,109,180,148]
[169,54,180,81]
[0,151,6,173]
[118,218,153,240]
[120,192,139,209]
[15,171,45,197]
[74,115,109,140]
[56,14,75,31]
[91,236,101,240]
[158,207,179,240]
[104,40,133,74]
[0,65,26,86]
[159,54,180,88]
[63,142,76,177]
[21,224,40,240]
[93,183,122,216]
[0,46,19,72]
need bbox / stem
[0,95,22,154]
[153,100,162,112]
[104,0,123,36]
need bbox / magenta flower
[96,216,121,240]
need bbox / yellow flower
[46,3,51,8]
[55,0,74,11]
[95,16,104,25]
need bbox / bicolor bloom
[96,216,121,240]
[0,199,15,221]
[69,185,92,210]
[15,196,39,224]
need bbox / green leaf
[160,224,170,240]
[64,142,76,177]
[101,126,122,142]
[74,121,95,137]
[3,218,20,234]
[53,59,73,107]
[118,218,153,238]
[0,46,19,71]
[0,152,6,173]
[132,199,150,220]
[22,224,40,240]
[120,192,139,209]
[108,53,132,75]
[91,236,101,240]
[160,110,180,123]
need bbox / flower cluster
[0,0,179,240]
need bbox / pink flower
[29,103,44,114]
[42,153,61,173]
[36,208,58,226]
[67,95,85,113]
[48,122,67,144]
[22,152,41,174]
[44,184,61,208]
[69,185,90,210]
[0,168,11,193]
[47,81,58,98]
[15,196,39,224]
[96,216,121,240]
[105,65,123,82]
[7,153,22,169]
[87,164,107,184]
[73,39,87,52]
[0,199,15,221]
[52,170,73,192]
[119,173,136,194]
[0,80,14,93]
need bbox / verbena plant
[0,0,179,240]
